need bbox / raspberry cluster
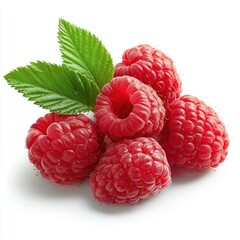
[26,44,229,205]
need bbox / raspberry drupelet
[26,112,101,184]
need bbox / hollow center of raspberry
[112,99,133,119]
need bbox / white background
[0,0,239,239]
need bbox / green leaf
[58,18,114,90]
[4,61,100,114]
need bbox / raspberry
[90,137,171,204]
[26,112,101,184]
[95,76,165,140]
[114,44,182,109]
[160,95,229,169]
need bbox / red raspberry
[95,76,165,140]
[114,44,182,109]
[90,137,171,204]
[26,112,101,184]
[160,95,229,169]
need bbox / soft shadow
[171,167,214,185]
[15,161,139,212]
[15,159,212,212]
[15,162,82,199]
[87,198,140,214]
[15,160,172,212]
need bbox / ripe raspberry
[90,137,171,204]
[160,95,229,169]
[26,112,101,184]
[114,44,182,109]
[95,76,165,140]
